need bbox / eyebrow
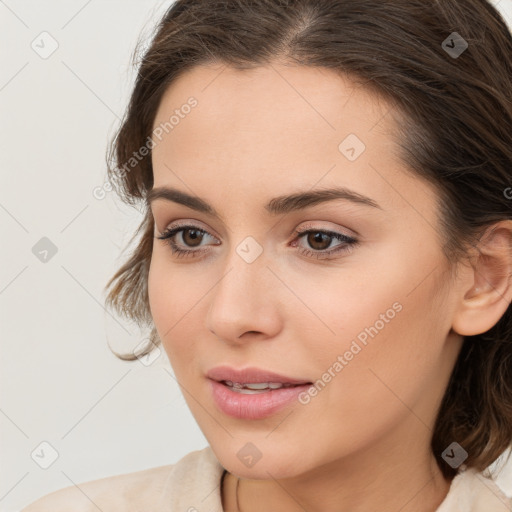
[146,185,382,220]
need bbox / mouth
[207,365,312,389]
[219,380,311,394]
[206,365,313,419]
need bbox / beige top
[21,445,511,511]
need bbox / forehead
[150,62,438,221]
[152,62,390,147]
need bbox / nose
[205,247,282,345]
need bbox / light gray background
[1,1,512,510]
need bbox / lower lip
[208,379,312,420]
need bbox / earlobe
[451,221,512,337]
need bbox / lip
[206,365,311,385]
[208,379,313,420]
[206,365,313,420]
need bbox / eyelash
[156,222,359,260]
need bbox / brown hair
[104,0,512,480]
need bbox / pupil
[184,229,202,247]
[308,232,330,250]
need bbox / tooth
[222,381,297,392]
[234,388,268,394]
[223,381,245,389]
[243,383,272,390]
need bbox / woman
[22,0,512,510]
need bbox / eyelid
[293,221,357,240]
[157,218,220,239]
[157,219,359,262]
[158,219,355,243]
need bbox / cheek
[147,251,210,366]
[148,250,198,327]
[310,269,446,428]
[147,253,169,334]
[147,253,185,357]
[299,246,448,404]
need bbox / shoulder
[436,466,512,512]
[20,445,225,512]
[19,464,174,512]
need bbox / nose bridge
[205,237,281,341]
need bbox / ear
[451,220,512,336]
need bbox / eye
[291,223,359,260]
[156,223,219,258]
[155,222,359,260]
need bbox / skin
[147,61,512,512]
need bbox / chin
[209,438,312,480]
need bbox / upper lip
[207,365,312,385]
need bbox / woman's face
[147,63,468,479]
